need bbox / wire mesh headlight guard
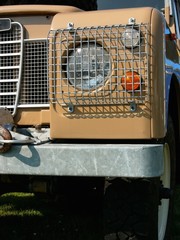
[48,23,150,112]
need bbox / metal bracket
[0,128,50,146]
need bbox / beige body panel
[0,5,80,40]
[150,9,166,138]
[51,117,150,139]
[50,8,165,139]
[51,7,152,29]
[51,104,151,139]
[0,5,80,126]
[10,15,52,39]
[14,109,50,126]
[0,6,166,139]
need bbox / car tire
[103,116,176,240]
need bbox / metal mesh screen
[48,24,150,107]
[19,40,48,106]
[0,21,49,115]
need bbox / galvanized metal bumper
[0,143,164,178]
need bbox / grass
[0,186,180,240]
[0,192,69,240]
[0,190,102,240]
[0,192,43,217]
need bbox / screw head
[67,22,74,29]
[128,17,136,24]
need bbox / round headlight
[122,28,140,48]
[67,43,111,90]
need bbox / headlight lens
[122,28,140,48]
[67,43,111,90]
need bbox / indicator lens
[121,71,141,91]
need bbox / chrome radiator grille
[0,21,49,115]
[0,22,23,116]
[48,24,150,107]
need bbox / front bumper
[0,143,164,178]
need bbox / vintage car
[0,0,179,239]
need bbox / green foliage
[1,187,179,240]
[0,192,65,240]
[0,192,43,217]
[0,191,102,240]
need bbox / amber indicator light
[121,71,141,91]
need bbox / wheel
[103,117,175,240]
[103,178,158,240]
[2,0,98,11]
[158,116,175,239]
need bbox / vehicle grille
[48,24,150,108]
[0,22,23,116]
[19,40,48,106]
[0,21,49,116]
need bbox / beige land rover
[0,0,180,239]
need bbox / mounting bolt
[67,104,74,113]
[130,102,137,112]
[67,22,74,30]
[128,17,136,25]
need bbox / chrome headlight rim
[121,27,141,48]
[67,42,112,91]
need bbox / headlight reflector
[122,28,140,48]
[67,43,111,90]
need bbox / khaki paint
[14,109,50,126]
[0,6,167,139]
[0,5,81,39]
[51,7,152,30]
[50,103,151,139]
[150,9,166,138]
[50,8,155,139]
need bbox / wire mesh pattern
[48,24,150,107]
[0,22,23,115]
[19,40,48,105]
[0,20,49,115]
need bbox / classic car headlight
[67,43,111,90]
[122,28,140,48]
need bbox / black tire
[0,0,98,11]
[103,117,176,240]
[161,116,176,239]
[103,178,158,240]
